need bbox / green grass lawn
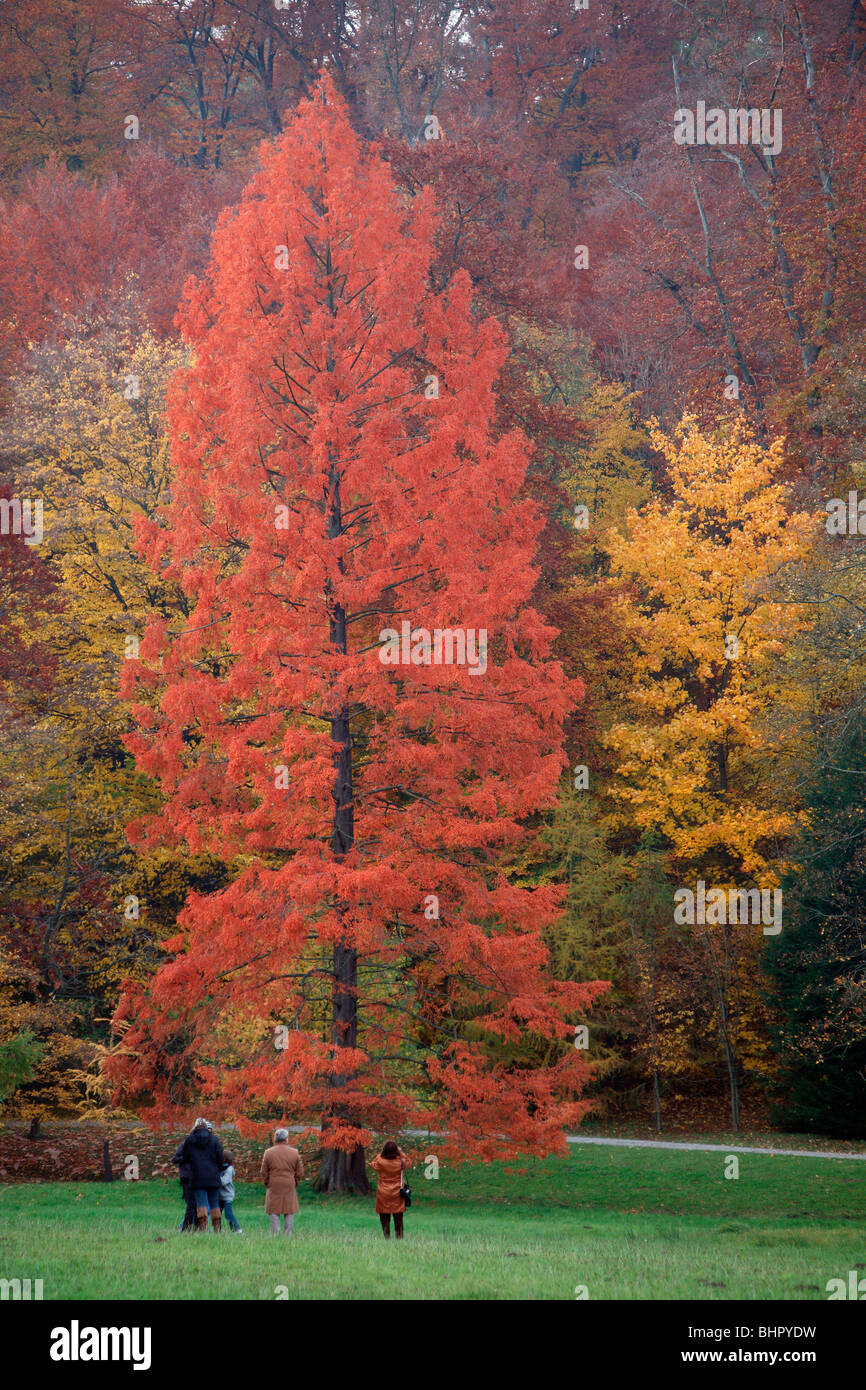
[1,1144,864,1300]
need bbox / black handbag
[400,1161,412,1208]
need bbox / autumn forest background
[1,0,866,1183]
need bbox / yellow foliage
[602,415,816,883]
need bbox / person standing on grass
[181,1118,225,1232]
[219,1151,243,1233]
[260,1127,304,1235]
[372,1141,410,1239]
[171,1138,197,1232]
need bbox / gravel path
[565,1135,866,1161]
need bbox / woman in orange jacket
[371,1140,410,1239]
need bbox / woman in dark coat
[180,1118,225,1232]
[371,1140,409,1239]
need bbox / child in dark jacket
[219,1150,243,1233]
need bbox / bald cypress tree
[108,79,605,1188]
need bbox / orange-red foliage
[108,82,605,1162]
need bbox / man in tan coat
[260,1127,304,1235]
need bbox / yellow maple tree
[603,415,816,882]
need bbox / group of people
[171,1119,242,1233]
[172,1120,410,1239]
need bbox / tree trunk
[720,1030,741,1132]
[314,439,369,1193]
[315,1130,369,1194]
[703,926,741,1132]
[648,976,663,1134]
[651,1064,663,1134]
[27,1116,42,1141]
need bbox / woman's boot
[211,1208,221,1234]
[196,1207,208,1231]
